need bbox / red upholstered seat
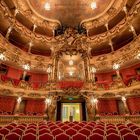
[57,123,64,127]
[39,128,50,135]
[72,133,87,140]
[22,133,37,140]
[55,133,70,140]
[84,125,94,131]
[106,129,118,134]
[94,125,104,130]
[27,125,37,130]
[106,125,116,130]
[118,125,128,130]
[127,123,136,127]
[24,128,36,134]
[39,133,54,140]
[0,128,9,136]
[129,125,139,131]
[5,132,21,140]
[0,134,4,140]
[61,125,70,131]
[134,128,140,136]
[11,128,23,135]
[39,125,48,130]
[89,133,104,140]
[65,128,77,136]
[50,125,59,131]
[9,123,17,127]
[68,123,75,127]
[5,125,14,131]
[92,129,104,135]
[78,123,85,127]
[120,128,132,136]
[16,125,26,130]
[79,128,90,137]
[123,133,138,140]
[52,128,63,136]
[106,133,121,140]
[72,125,82,131]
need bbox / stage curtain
[6,67,22,80]
[0,96,16,114]
[127,97,140,114]
[25,99,45,115]
[97,99,118,115]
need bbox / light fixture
[23,63,30,71]
[44,2,51,11]
[91,66,96,73]
[91,1,97,10]
[45,98,51,105]
[91,97,98,104]
[47,65,52,74]
[123,6,127,14]
[129,25,135,32]
[69,60,73,66]
[113,63,120,70]
[0,53,6,61]
[17,97,22,103]
[136,53,140,60]
[122,96,126,102]
[69,71,73,76]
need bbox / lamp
[0,53,6,61]
[113,63,120,70]
[91,1,97,10]
[22,63,30,71]
[44,2,51,11]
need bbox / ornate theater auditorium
[0,0,140,139]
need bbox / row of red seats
[0,121,140,140]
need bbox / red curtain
[0,96,16,114]
[97,99,118,115]
[58,81,84,89]
[96,72,114,90]
[25,99,45,115]
[30,73,48,83]
[6,67,22,80]
[127,97,140,114]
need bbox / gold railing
[0,115,47,125]
[95,115,140,124]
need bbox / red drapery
[6,67,22,80]
[29,73,48,89]
[25,99,45,115]
[97,99,118,115]
[58,81,84,89]
[127,97,140,114]
[0,96,16,114]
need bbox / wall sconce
[22,63,30,71]
[0,53,6,61]
[45,98,51,105]
[17,97,22,103]
[122,96,126,102]
[91,97,98,105]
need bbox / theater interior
[0,0,140,139]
